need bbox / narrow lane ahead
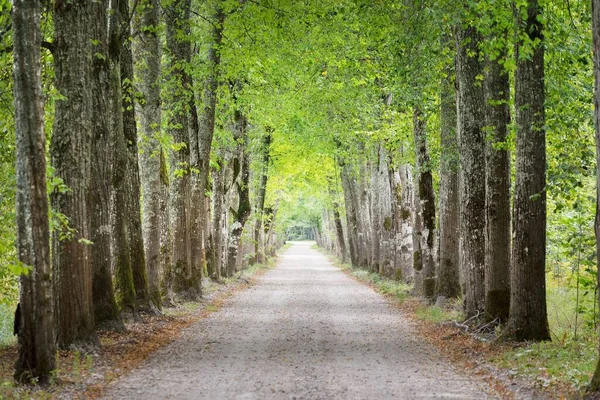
[104,242,490,399]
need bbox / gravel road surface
[103,242,491,399]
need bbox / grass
[493,284,600,393]
[414,304,463,323]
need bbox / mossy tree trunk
[119,0,156,314]
[90,0,123,331]
[134,0,164,310]
[164,0,194,302]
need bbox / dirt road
[103,242,491,399]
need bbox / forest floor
[101,241,490,399]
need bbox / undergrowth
[0,303,16,348]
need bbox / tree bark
[226,110,252,276]
[483,50,511,322]
[109,0,136,316]
[165,0,195,301]
[51,0,97,348]
[340,164,359,267]
[12,0,57,382]
[398,163,414,282]
[211,158,225,277]
[254,131,272,264]
[506,0,550,341]
[456,25,486,318]
[193,1,225,278]
[90,0,124,331]
[119,0,155,313]
[437,56,461,300]
[589,0,600,390]
[134,0,163,310]
[328,179,347,263]
[413,108,436,301]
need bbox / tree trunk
[437,55,461,300]
[165,0,195,302]
[225,110,252,276]
[369,152,381,273]
[484,50,511,322]
[456,25,486,318]
[412,181,423,294]
[340,165,359,266]
[211,159,225,278]
[134,0,163,310]
[506,0,550,341]
[329,179,347,263]
[398,163,414,282]
[413,108,436,301]
[589,0,600,390]
[188,88,204,288]
[90,0,124,331]
[194,1,225,276]
[254,131,272,264]
[12,0,57,382]
[51,0,97,348]
[109,0,136,316]
[119,0,155,313]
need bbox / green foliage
[0,303,16,347]
[415,305,463,323]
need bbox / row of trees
[9,0,600,392]
[10,0,281,383]
[318,0,548,338]
[312,0,600,390]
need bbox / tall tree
[12,0,57,382]
[90,0,123,331]
[191,0,225,282]
[589,0,600,390]
[506,0,550,341]
[413,108,436,300]
[134,0,164,309]
[224,109,252,276]
[109,0,136,315]
[164,0,195,301]
[483,49,511,322]
[119,0,155,313]
[455,24,486,318]
[51,0,97,348]
[254,130,272,264]
[437,52,460,299]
